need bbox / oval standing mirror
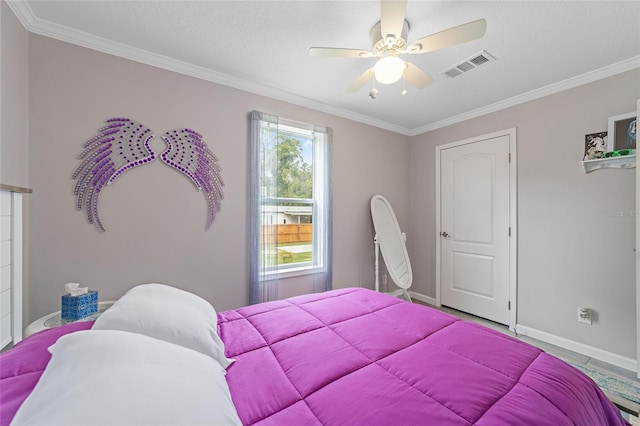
[370,195,412,301]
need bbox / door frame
[435,128,518,331]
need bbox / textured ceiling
[12,1,640,135]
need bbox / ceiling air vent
[444,68,463,78]
[442,50,496,78]
[456,61,475,72]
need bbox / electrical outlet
[382,274,388,286]
[577,307,592,325]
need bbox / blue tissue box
[61,291,98,320]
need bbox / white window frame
[249,111,332,304]
[259,123,324,278]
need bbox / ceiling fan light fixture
[374,56,406,84]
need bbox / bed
[1,285,629,425]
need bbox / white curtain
[311,123,333,295]
[249,111,332,304]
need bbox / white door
[439,134,511,325]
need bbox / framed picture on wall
[583,132,607,160]
[607,112,637,152]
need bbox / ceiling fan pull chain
[402,72,408,96]
[369,76,379,100]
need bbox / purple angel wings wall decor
[72,118,224,232]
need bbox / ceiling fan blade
[346,69,374,93]
[406,19,487,54]
[309,47,375,58]
[380,0,407,39]
[404,62,433,89]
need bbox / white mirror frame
[370,195,413,300]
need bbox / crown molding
[5,0,411,136]
[7,1,638,138]
[5,0,35,28]
[409,55,640,136]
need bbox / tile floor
[426,302,639,422]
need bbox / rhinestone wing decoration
[160,129,224,230]
[72,118,156,232]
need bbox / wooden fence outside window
[262,224,312,244]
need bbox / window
[249,111,332,304]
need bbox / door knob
[441,231,449,237]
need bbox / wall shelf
[580,155,636,173]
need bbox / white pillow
[93,283,233,368]
[11,330,242,426]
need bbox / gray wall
[0,0,29,187]
[1,1,30,328]
[26,34,410,322]
[410,69,639,359]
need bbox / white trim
[5,1,409,136]
[411,56,640,136]
[4,0,35,29]
[435,146,442,308]
[11,193,23,345]
[435,128,518,331]
[265,265,323,280]
[382,289,436,305]
[508,130,518,331]
[389,289,403,298]
[409,291,436,306]
[516,324,638,373]
[0,337,10,350]
[6,1,639,138]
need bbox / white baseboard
[1,337,12,351]
[393,290,637,374]
[388,290,437,305]
[516,324,638,373]
[409,291,436,306]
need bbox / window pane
[260,129,314,269]
[275,135,313,199]
[260,202,313,268]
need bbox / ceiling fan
[309,0,486,98]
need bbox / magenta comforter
[1,288,628,425]
[218,288,627,425]
[0,321,93,425]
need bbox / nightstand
[25,301,115,337]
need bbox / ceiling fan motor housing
[370,20,410,55]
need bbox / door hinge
[508,153,511,163]
[508,227,511,236]
[508,301,511,310]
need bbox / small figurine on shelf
[583,132,607,160]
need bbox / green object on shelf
[604,149,633,158]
